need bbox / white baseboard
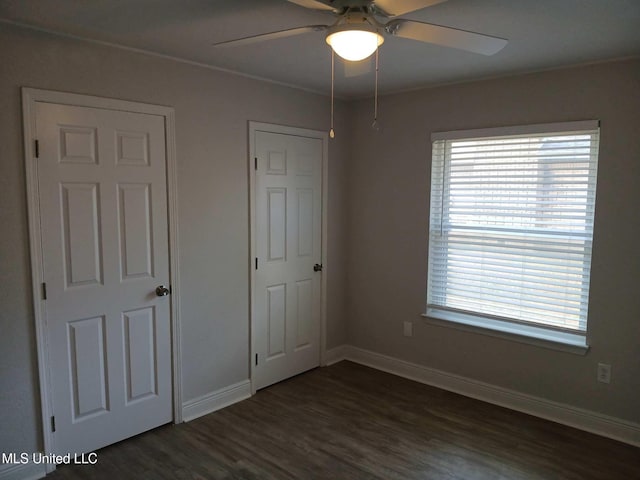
[331,345,640,448]
[325,345,348,366]
[0,462,46,480]
[182,380,251,422]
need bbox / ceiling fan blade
[286,0,337,12]
[386,19,507,55]
[212,25,328,48]
[374,0,448,17]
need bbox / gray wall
[347,59,640,423]
[0,24,349,455]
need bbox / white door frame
[248,121,329,395]
[22,88,183,470]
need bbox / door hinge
[50,416,56,432]
[255,353,258,366]
[42,282,47,300]
[255,258,258,270]
[35,139,39,158]
[254,157,258,170]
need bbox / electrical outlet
[597,363,611,384]
[403,321,413,337]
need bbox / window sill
[422,308,589,355]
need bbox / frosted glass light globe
[326,28,384,61]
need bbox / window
[426,121,599,350]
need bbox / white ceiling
[2,0,639,98]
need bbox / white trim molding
[325,345,348,366]
[182,381,252,422]
[431,120,600,141]
[330,345,640,447]
[0,461,46,480]
[422,314,589,355]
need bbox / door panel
[254,130,323,390]
[68,316,108,420]
[267,188,287,262]
[297,189,313,257]
[61,182,102,287]
[59,126,97,164]
[118,183,153,279]
[123,306,158,403]
[36,102,172,455]
[267,284,286,358]
[116,131,150,166]
[295,279,312,348]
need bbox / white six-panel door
[35,102,172,455]
[253,130,323,390]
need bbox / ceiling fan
[213,0,507,138]
[212,0,508,61]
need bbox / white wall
[347,58,640,423]
[0,24,349,456]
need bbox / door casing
[22,88,182,472]
[248,122,329,395]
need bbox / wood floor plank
[49,361,640,479]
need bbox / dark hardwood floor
[50,361,640,479]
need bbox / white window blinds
[427,121,599,334]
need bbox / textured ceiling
[1,0,639,98]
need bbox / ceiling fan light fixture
[326,25,384,61]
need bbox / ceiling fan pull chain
[329,49,335,139]
[372,48,380,132]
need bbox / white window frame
[423,121,600,354]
